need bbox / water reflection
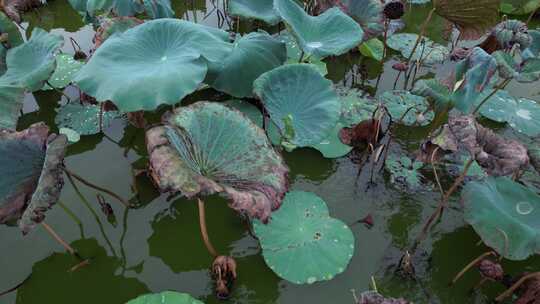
[282,148,336,183]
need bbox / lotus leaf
[0,80,25,130]
[310,123,353,158]
[501,0,540,15]
[1,28,64,91]
[253,191,354,284]
[463,176,540,260]
[253,64,340,148]
[379,90,434,126]
[274,0,364,58]
[146,102,288,222]
[55,103,122,136]
[70,0,173,18]
[228,0,280,25]
[492,20,532,51]
[387,33,449,65]
[433,0,500,39]
[277,32,328,76]
[480,90,540,137]
[74,19,233,112]
[142,0,175,19]
[337,87,378,126]
[523,29,540,59]
[341,0,384,39]
[493,51,540,83]
[412,78,452,112]
[359,38,384,61]
[127,291,204,304]
[385,155,424,189]
[223,100,264,126]
[43,54,85,90]
[206,32,286,98]
[94,17,143,48]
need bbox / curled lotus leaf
[0,11,23,48]
[387,33,449,65]
[492,51,540,83]
[463,176,540,260]
[412,78,452,112]
[274,0,364,58]
[1,27,64,92]
[433,0,500,40]
[206,32,286,98]
[74,19,233,112]
[127,291,204,304]
[378,90,434,126]
[523,29,540,59]
[480,90,540,137]
[0,123,67,234]
[228,0,281,25]
[492,20,532,51]
[146,102,288,222]
[253,191,355,284]
[55,102,122,136]
[0,79,25,131]
[253,64,340,148]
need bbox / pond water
[1,1,540,304]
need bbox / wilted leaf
[433,0,500,39]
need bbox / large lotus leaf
[412,78,452,112]
[274,0,364,58]
[385,155,424,189]
[379,90,434,126]
[55,102,122,136]
[433,0,500,39]
[493,51,540,83]
[0,11,23,47]
[146,102,288,222]
[253,191,354,284]
[342,0,384,39]
[253,64,340,148]
[479,90,540,137]
[127,291,203,304]
[1,28,64,92]
[43,54,85,90]
[463,176,540,260]
[206,32,286,98]
[0,80,25,130]
[228,0,281,25]
[387,33,449,65]
[276,32,328,76]
[74,19,233,112]
[501,0,540,15]
[20,133,67,234]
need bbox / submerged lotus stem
[471,78,511,115]
[495,272,540,302]
[41,222,81,259]
[450,251,497,285]
[63,167,131,208]
[198,198,219,257]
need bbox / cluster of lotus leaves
[463,176,540,260]
[127,291,203,304]
[253,191,354,284]
[146,102,288,222]
[0,123,67,234]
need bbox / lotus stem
[197,198,219,257]
[471,78,511,115]
[495,272,540,302]
[406,7,436,64]
[0,275,31,297]
[450,251,497,285]
[41,222,81,259]
[63,167,131,208]
[431,147,444,199]
[375,18,390,92]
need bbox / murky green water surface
[1,1,540,303]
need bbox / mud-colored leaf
[94,16,143,49]
[433,0,500,39]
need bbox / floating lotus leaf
[274,0,364,58]
[94,16,143,49]
[42,54,85,90]
[342,0,384,39]
[387,33,449,65]
[228,0,281,25]
[74,19,233,112]
[127,291,204,304]
[412,78,452,112]
[493,51,540,83]
[55,102,122,136]
[253,191,354,284]
[501,0,540,15]
[276,32,328,76]
[385,155,424,189]
[0,123,67,234]
[480,90,540,137]
[206,32,286,98]
[463,176,540,260]
[1,28,63,92]
[0,80,25,130]
[433,0,500,39]
[253,64,340,148]
[309,122,353,158]
[146,102,288,222]
[379,90,434,126]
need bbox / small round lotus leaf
[206,32,286,98]
[127,291,204,304]
[463,176,540,260]
[274,0,364,58]
[480,90,540,137]
[385,155,424,189]
[55,103,122,135]
[146,102,288,222]
[229,0,281,25]
[43,54,85,90]
[74,19,233,112]
[387,33,449,65]
[0,79,25,130]
[2,28,64,92]
[253,64,340,148]
[253,191,355,284]
[379,90,434,126]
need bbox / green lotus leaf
[127,291,204,304]
[523,29,540,59]
[42,54,85,90]
[433,0,500,39]
[253,191,355,284]
[253,64,340,148]
[228,0,281,25]
[479,90,540,137]
[387,33,449,65]
[493,51,540,82]
[206,32,286,98]
[0,123,67,234]
[141,0,175,19]
[493,20,532,51]
[1,28,64,92]
[274,0,364,58]
[309,122,353,158]
[463,176,540,260]
[501,0,540,15]
[337,87,378,126]
[74,19,233,112]
[359,38,384,61]
[0,80,25,130]
[55,102,122,136]
[412,78,452,112]
[223,100,264,126]
[276,32,328,76]
[94,16,143,48]
[379,90,434,126]
[146,102,288,222]
[0,11,23,48]
[341,0,384,39]
[385,155,424,189]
